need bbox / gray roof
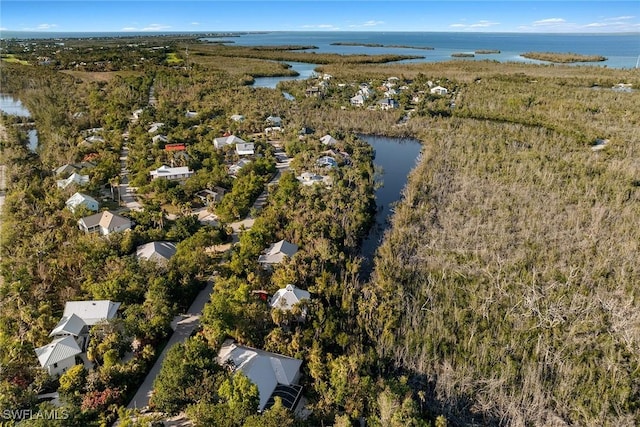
[49,313,87,337]
[136,241,177,264]
[35,336,82,368]
[258,240,299,265]
[217,339,302,411]
[62,300,121,326]
[78,211,131,233]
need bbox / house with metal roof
[149,165,194,181]
[65,192,99,214]
[258,239,299,267]
[214,135,246,149]
[57,172,90,189]
[235,143,255,156]
[62,300,121,326]
[217,339,303,412]
[35,336,82,376]
[136,241,177,265]
[320,134,338,146]
[49,313,89,350]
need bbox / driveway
[127,280,214,410]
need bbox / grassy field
[0,54,30,65]
[359,60,640,426]
[59,70,142,83]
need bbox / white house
[270,284,311,319]
[235,143,255,156]
[35,336,82,376]
[320,134,338,146]
[152,134,169,144]
[148,122,165,134]
[185,110,198,118]
[150,165,194,181]
[317,156,338,168]
[350,94,365,106]
[258,239,298,266]
[430,86,448,95]
[230,114,245,122]
[136,241,177,265]
[297,172,331,187]
[229,159,252,176]
[266,116,282,127]
[62,300,121,326]
[65,192,99,213]
[217,339,303,411]
[377,98,399,110]
[57,173,90,189]
[78,211,132,235]
[214,135,246,149]
[49,313,89,351]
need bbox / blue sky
[1,1,639,33]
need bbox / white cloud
[604,16,634,21]
[301,24,340,30]
[349,20,385,28]
[38,23,57,30]
[532,18,566,26]
[0,27,7,31]
[121,27,137,31]
[143,24,172,31]
[449,20,499,30]
[191,22,200,26]
[470,20,500,28]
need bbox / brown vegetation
[521,51,607,63]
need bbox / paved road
[127,280,214,410]
[118,143,142,211]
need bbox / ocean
[215,31,640,69]
[2,30,638,68]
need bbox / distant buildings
[149,165,194,181]
[78,211,132,235]
[65,192,99,213]
[214,135,246,149]
[258,239,299,266]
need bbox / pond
[252,61,318,89]
[358,135,423,279]
[0,94,38,152]
[0,94,31,117]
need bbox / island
[521,51,607,63]
[475,49,501,54]
[451,52,475,58]
[331,42,435,50]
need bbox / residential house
[54,164,79,177]
[229,159,252,176]
[217,339,303,411]
[164,143,186,152]
[35,336,82,376]
[270,284,311,320]
[62,300,121,327]
[196,187,225,205]
[148,122,165,134]
[78,211,132,235]
[317,156,338,168]
[258,239,298,266]
[149,165,194,181]
[65,192,99,214]
[152,134,168,144]
[430,86,448,95]
[185,110,198,118]
[214,135,246,149]
[320,134,338,146]
[264,126,282,135]
[235,143,255,156]
[350,94,365,107]
[49,313,89,351]
[305,86,321,97]
[230,114,245,122]
[297,172,331,187]
[265,116,282,127]
[57,172,90,189]
[131,109,144,122]
[136,241,177,265]
[378,98,399,110]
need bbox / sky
[1,1,639,33]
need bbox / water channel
[0,94,38,152]
[253,67,422,278]
[358,135,422,279]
